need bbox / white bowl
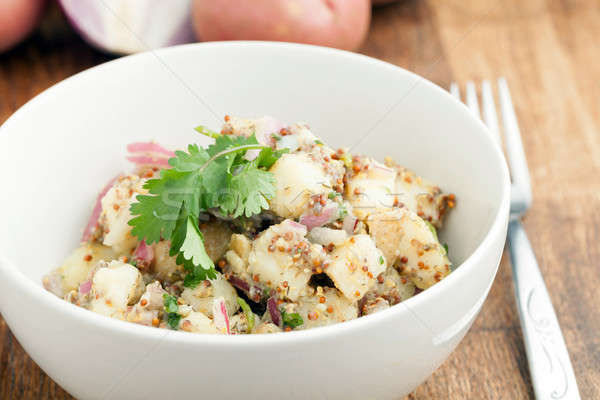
[0,42,510,400]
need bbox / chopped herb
[328,191,341,200]
[281,309,303,329]
[315,139,323,145]
[263,288,272,298]
[129,131,287,287]
[130,260,138,267]
[163,293,181,329]
[379,255,384,265]
[166,313,181,330]
[425,221,448,255]
[272,134,282,141]
[336,203,348,220]
[237,297,255,332]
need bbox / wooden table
[1,1,598,398]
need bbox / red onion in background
[57,0,195,54]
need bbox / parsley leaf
[281,309,304,329]
[163,293,181,330]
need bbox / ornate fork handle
[508,219,580,399]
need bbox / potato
[192,0,371,51]
[0,0,46,53]
[372,0,399,6]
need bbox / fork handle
[508,219,580,399]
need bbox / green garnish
[281,309,303,329]
[272,134,282,141]
[237,297,255,332]
[315,139,323,145]
[336,203,348,220]
[328,191,341,200]
[163,293,181,330]
[130,260,138,267]
[425,221,448,255]
[129,132,287,287]
[194,125,221,139]
[379,255,384,265]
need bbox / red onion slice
[126,155,171,168]
[267,295,282,327]
[133,240,154,267]
[81,175,119,242]
[212,297,230,335]
[127,142,175,157]
[299,205,337,230]
[79,280,92,295]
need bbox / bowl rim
[0,40,511,346]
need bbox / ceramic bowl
[0,42,510,399]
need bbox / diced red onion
[133,240,154,267]
[285,219,308,235]
[299,205,337,230]
[255,116,284,146]
[227,275,250,293]
[267,296,282,327]
[79,280,92,295]
[342,214,359,235]
[81,175,119,242]
[212,297,230,334]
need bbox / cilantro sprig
[129,130,287,286]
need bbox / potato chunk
[178,310,219,334]
[126,281,167,326]
[43,243,117,297]
[385,157,452,228]
[269,153,336,219]
[181,274,239,318]
[247,219,322,300]
[325,234,386,301]
[99,174,147,254]
[345,158,397,220]
[367,209,451,289]
[292,287,358,330]
[88,261,144,319]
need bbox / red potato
[192,0,371,51]
[0,0,46,53]
[372,0,400,5]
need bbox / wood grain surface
[1,1,599,398]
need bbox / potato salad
[43,115,455,334]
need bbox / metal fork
[450,79,580,399]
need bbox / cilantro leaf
[179,215,214,270]
[129,129,285,288]
[281,309,304,329]
[163,293,181,329]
